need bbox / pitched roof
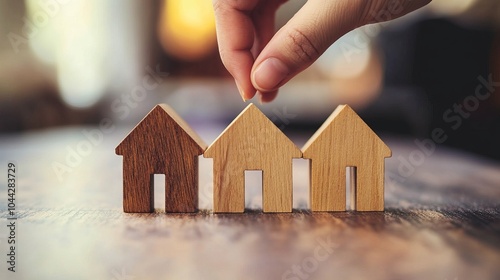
[204,103,301,158]
[116,104,206,155]
[302,104,391,158]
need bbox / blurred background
[0,0,499,159]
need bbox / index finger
[213,0,260,101]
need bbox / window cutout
[346,167,357,210]
[153,174,166,211]
[245,170,262,210]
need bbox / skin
[213,0,432,102]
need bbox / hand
[213,0,431,102]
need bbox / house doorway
[245,170,263,210]
[152,174,166,211]
[346,167,357,210]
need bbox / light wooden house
[302,105,391,212]
[204,104,302,213]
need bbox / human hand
[213,0,431,102]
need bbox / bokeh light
[158,0,217,61]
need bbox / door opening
[346,167,357,210]
[245,170,263,210]
[153,174,166,211]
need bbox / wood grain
[204,103,302,213]
[303,105,391,211]
[116,104,206,213]
[1,126,499,280]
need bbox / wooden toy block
[302,105,391,211]
[204,103,302,213]
[116,104,206,213]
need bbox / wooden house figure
[116,104,206,213]
[204,104,302,213]
[302,105,391,212]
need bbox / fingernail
[235,80,247,102]
[253,57,289,91]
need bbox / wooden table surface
[0,125,499,280]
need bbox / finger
[213,0,260,101]
[251,0,431,93]
[359,0,432,24]
[251,0,360,93]
[259,90,278,103]
[251,0,287,58]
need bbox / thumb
[251,0,431,93]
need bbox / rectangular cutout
[245,170,262,210]
[294,158,309,210]
[153,174,166,211]
[346,167,357,210]
[198,156,213,210]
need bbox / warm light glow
[317,28,375,80]
[158,0,217,61]
[320,29,383,108]
[330,45,371,80]
[428,0,478,16]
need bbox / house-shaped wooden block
[116,104,206,213]
[302,105,391,211]
[204,104,302,213]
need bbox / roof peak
[302,104,390,155]
[116,104,206,154]
[204,103,301,157]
